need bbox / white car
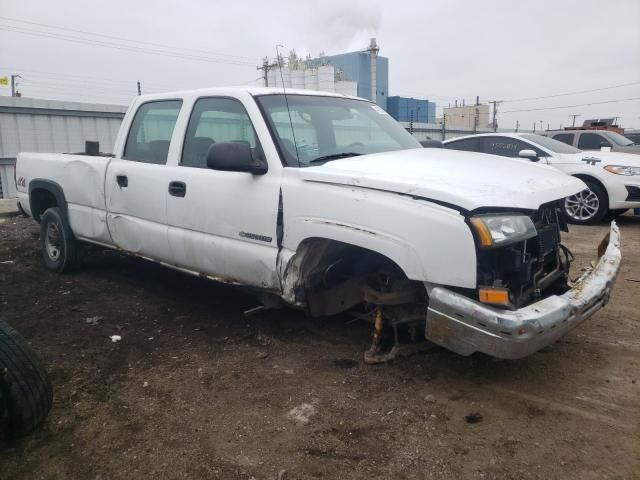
[443,133,640,224]
[14,88,621,361]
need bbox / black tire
[40,207,78,272]
[562,180,608,225]
[0,320,52,441]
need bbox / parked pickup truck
[15,87,622,361]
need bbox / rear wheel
[0,320,52,441]
[40,207,78,272]
[562,180,608,225]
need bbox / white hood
[299,148,585,212]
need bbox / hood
[554,150,640,166]
[299,148,585,212]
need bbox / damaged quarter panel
[280,168,477,289]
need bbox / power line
[502,81,640,103]
[0,66,178,90]
[0,16,261,62]
[0,25,257,67]
[501,97,640,113]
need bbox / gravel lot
[0,214,638,479]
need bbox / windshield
[520,134,581,154]
[603,131,635,146]
[255,94,421,167]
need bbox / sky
[0,0,639,129]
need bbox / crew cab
[542,129,640,154]
[15,88,622,361]
[443,133,640,224]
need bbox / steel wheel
[45,223,62,261]
[564,188,600,222]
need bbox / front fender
[281,181,478,289]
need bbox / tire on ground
[562,180,608,225]
[0,319,52,441]
[40,207,78,273]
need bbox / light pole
[11,74,22,97]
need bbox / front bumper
[425,222,622,359]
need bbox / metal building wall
[0,97,127,198]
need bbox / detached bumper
[425,222,622,359]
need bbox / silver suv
[542,129,640,154]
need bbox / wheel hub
[45,223,62,261]
[565,188,599,221]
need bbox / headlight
[470,214,537,248]
[604,165,640,176]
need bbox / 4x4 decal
[581,157,602,166]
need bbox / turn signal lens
[478,287,510,306]
[470,218,493,247]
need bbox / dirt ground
[0,214,638,480]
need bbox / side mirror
[600,141,612,151]
[518,149,539,161]
[206,142,267,175]
[420,140,443,148]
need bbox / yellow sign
[0,76,8,86]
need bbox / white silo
[318,65,335,93]
[304,68,319,91]
[335,80,358,97]
[291,69,305,89]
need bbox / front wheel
[562,181,608,225]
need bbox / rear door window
[123,100,182,164]
[444,138,480,152]
[552,133,575,146]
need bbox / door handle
[168,181,186,197]
[116,175,128,188]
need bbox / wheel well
[281,237,415,313]
[295,237,407,287]
[30,188,58,222]
[572,174,609,207]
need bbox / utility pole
[11,74,22,97]
[569,114,581,128]
[515,120,519,132]
[257,57,278,87]
[533,121,536,133]
[473,107,479,133]
[137,81,141,96]
[441,114,446,141]
[490,100,501,132]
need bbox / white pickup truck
[15,87,622,362]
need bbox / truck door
[164,97,281,289]
[105,100,182,263]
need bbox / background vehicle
[14,88,621,361]
[0,319,52,441]
[542,129,640,154]
[443,133,640,224]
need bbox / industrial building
[0,96,126,198]
[262,38,389,109]
[438,101,491,130]
[387,96,436,124]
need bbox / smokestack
[476,95,480,105]
[462,99,465,107]
[367,38,379,103]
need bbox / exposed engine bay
[475,201,574,309]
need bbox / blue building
[386,96,436,124]
[308,39,389,110]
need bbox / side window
[552,133,575,146]
[578,133,610,150]
[181,97,258,168]
[123,100,182,164]
[480,137,544,158]
[444,138,480,152]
